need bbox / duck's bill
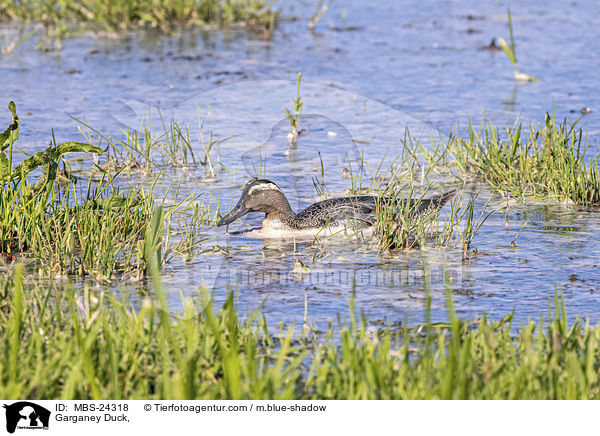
[217,201,250,227]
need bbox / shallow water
[1,0,600,330]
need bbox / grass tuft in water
[0,0,278,46]
[75,107,227,179]
[338,146,484,252]
[449,114,600,205]
[374,182,435,250]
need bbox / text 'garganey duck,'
[217,179,456,236]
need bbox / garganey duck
[217,178,456,234]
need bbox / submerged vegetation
[2,267,600,400]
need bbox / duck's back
[293,191,455,230]
[294,196,378,229]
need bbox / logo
[3,402,50,433]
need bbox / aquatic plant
[308,0,333,31]
[374,182,436,250]
[373,180,491,255]
[0,0,278,48]
[0,26,36,55]
[161,116,197,169]
[498,7,538,82]
[283,73,304,147]
[0,102,214,279]
[338,147,486,253]
[449,114,600,205]
[1,265,600,400]
[75,107,227,178]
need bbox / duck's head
[217,178,293,227]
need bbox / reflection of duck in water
[217,178,456,235]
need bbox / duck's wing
[412,189,457,214]
[377,189,456,214]
[294,196,378,229]
[294,190,456,230]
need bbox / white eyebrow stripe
[248,183,281,195]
